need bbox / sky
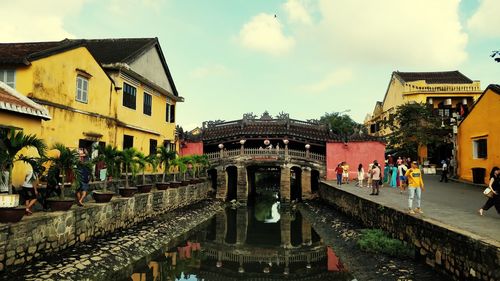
[0,0,499,130]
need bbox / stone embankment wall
[0,182,211,271]
[319,182,500,281]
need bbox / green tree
[118,148,140,188]
[157,146,176,182]
[0,128,47,194]
[385,103,442,159]
[94,145,120,191]
[46,143,81,199]
[318,112,365,139]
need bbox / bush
[357,229,414,258]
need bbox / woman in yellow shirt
[405,161,425,214]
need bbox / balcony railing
[205,148,325,162]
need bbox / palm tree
[135,151,148,185]
[46,143,80,199]
[146,154,159,184]
[93,145,120,192]
[157,146,176,182]
[170,157,187,182]
[191,155,209,178]
[0,128,47,194]
[118,148,139,189]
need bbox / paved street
[325,175,500,242]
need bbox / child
[356,164,364,187]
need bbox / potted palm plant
[0,128,46,223]
[118,148,139,197]
[92,145,118,203]
[135,152,152,193]
[157,146,176,189]
[169,157,185,188]
[146,154,162,189]
[46,143,81,211]
[173,157,190,186]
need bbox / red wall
[180,141,203,156]
[326,141,386,180]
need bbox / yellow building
[0,81,51,186]
[457,84,500,184]
[0,38,183,158]
[364,71,482,162]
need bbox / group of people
[338,158,424,214]
[20,155,92,215]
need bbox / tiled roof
[0,82,51,120]
[0,41,66,65]
[82,38,156,64]
[394,71,474,84]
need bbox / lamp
[239,139,246,145]
[283,139,289,145]
[305,144,311,150]
[264,139,270,146]
[218,144,224,149]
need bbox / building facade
[0,38,183,158]
[364,71,482,162]
[457,84,500,184]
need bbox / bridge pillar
[280,165,291,202]
[301,167,312,200]
[236,165,248,204]
[236,207,248,245]
[280,212,292,248]
[302,219,312,246]
[215,211,227,243]
[216,166,227,200]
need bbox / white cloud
[0,1,85,42]
[467,0,500,37]
[303,68,353,93]
[238,13,295,55]
[284,0,313,25]
[289,0,468,68]
[191,64,230,79]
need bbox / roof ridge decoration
[0,81,51,120]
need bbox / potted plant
[157,146,176,189]
[92,145,118,203]
[135,152,152,193]
[191,155,209,183]
[0,128,46,223]
[117,148,139,197]
[169,157,186,188]
[46,143,81,211]
[172,157,189,186]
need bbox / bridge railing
[205,148,325,162]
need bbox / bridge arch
[225,165,238,202]
[311,169,320,194]
[290,166,302,202]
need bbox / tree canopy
[385,103,443,158]
[317,112,366,138]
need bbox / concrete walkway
[324,175,500,242]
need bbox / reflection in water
[253,190,280,223]
[126,203,353,281]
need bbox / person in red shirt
[335,163,344,187]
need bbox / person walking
[76,163,91,207]
[356,164,364,187]
[22,170,38,215]
[366,163,373,188]
[370,161,381,195]
[478,167,500,216]
[440,160,448,183]
[342,162,350,184]
[405,161,425,214]
[397,162,408,193]
[335,163,344,187]
[390,164,398,188]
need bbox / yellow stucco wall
[16,47,115,118]
[0,112,44,186]
[458,89,500,183]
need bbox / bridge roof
[202,118,332,145]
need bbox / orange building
[457,84,500,184]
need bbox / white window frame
[472,138,487,159]
[0,69,16,89]
[76,75,89,103]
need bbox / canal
[0,190,449,280]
